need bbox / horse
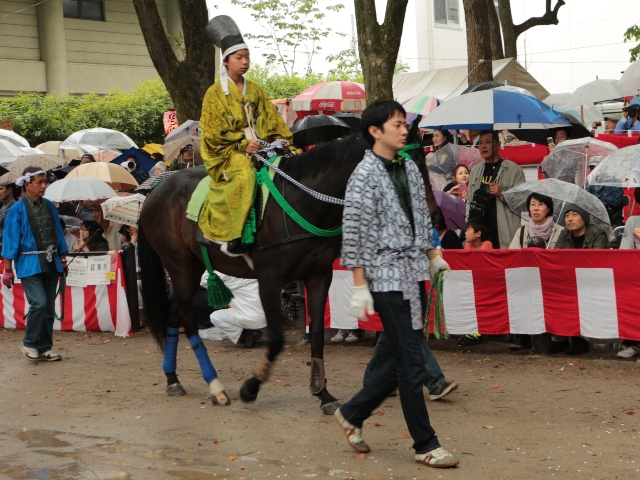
[137,120,437,413]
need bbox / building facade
[0,0,182,97]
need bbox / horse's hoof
[166,383,186,396]
[239,383,258,403]
[211,390,231,406]
[321,401,340,415]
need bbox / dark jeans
[21,270,60,353]
[340,285,440,454]
[363,332,445,392]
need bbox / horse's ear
[408,115,422,140]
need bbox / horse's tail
[138,222,170,350]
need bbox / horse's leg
[184,330,231,406]
[163,323,186,396]
[306,270,340,415]
[240,271,284,402]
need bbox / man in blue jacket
[2,167,68,362]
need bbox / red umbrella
[291,81,366,112]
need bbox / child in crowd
[464,218,493,250]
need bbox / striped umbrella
[291,81,366,112]
[400,96,441,125]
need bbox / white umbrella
[588,144,640,188]
[100,194,145,226]
[565,79,623,106]
[44,177,117,202]
[0,139,25,161]
[618,60,640,96]
[60,128,137,153]
[0,128,29,148]
[544,92,571,107]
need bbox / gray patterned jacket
[342,150,435,293]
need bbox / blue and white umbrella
[420,90,571,131]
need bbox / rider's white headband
[16,170,46,187]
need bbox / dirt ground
[0,327,639,480]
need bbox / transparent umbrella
[503,178,612,240]
[541,138,618,186]
[0,128,29,148]
[588,144,640,188]
[60,128,137,153]
[426,143,483,189]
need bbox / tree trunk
[463,0,493,85]
[499,0,565,59]
[354,0,409,104]
[132,0,215,124]
[486,0,504,60]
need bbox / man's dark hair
[466,217,490,241]
[80,153,95,163]
[3,183,18,200]
[553,127,573,140]
[527,192,554,218]
[21,166,45,192]
[479,130,500,143]
[431,209,447,230]
[361,99,406,145]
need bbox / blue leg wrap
[162,327,180,374]
[189,334,218,384]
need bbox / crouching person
[333,100,458,468]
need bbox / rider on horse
[200,16,296,254]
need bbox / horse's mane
[278,133,370,180]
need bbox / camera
[628,105,639,117]
[124,160,137,172]
[593,121,602,127]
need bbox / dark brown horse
[138,122,436,413]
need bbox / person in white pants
[200,272,266,347]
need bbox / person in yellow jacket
[200,15,295,254]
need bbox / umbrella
[544,92,571,107]
[291,81,366,112]
[65,162,138,190]
[0,154,63,185]
[588,144,640,188]
[80,146,122,162]
[51,166,76,180]
[565,79,623,106]
[163,135,200,162]
[540,138,618,186]
[100,193,145,227]
[420,90,571,130]
[44,177,118,202]
[290,114,351,147]
[514,112,592,146]
[111,147,157,173]
[493,85,535,97]
[618,60,640,96]
[433,190,466,230]
[400,96,441,125]
[503,178,612,237]
[0,139,25,160]
[460,80,505,95]
[332,113,361,133]
[426,143,482,176]
[35,141,63,155]
[142,143,164,156]
[60,128,137,153]
[0,128,29,148]
[165,120,200,142]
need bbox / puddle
[18,429,71,448]
[239,455,284,466]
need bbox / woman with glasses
[73,221,109,252]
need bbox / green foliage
[230,0,344,76]
[0,79,173,147]
[395,61,410,74]
[245,65,325,99]
[326,48,364,83]
[624,25,640,62]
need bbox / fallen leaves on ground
[492,384,500,388]
[483,425,495,429]
[228,455,237,461]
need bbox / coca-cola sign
[318,101,336,108]
[345,90,363,96]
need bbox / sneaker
[617,345,640,359]
[415,447,459,468]
[333,407,370,453]
[39,350,62,362]
[345,330,364,343]
[429,380,459,401]
[20,344,39,362]
[457,334,482,346]
[330,329,349,343]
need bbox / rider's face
[224,50,250,78]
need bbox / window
[434,0,459,26]
[63,0,105,21]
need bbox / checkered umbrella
[100,194,145,227]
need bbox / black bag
[468,185,492,221]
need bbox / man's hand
[488,182,502,198]
[245,140,260,155]
[350,285,374,321]
[430,255,450,281]
[2,270,14,289]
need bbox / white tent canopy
[393,58,550,102]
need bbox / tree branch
[514,0,565,37]
[177,0,211,64]
[132,0,178,78]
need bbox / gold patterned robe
[198,79,293,241]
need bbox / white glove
[350,285,375,321]
[430,255,450,280]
